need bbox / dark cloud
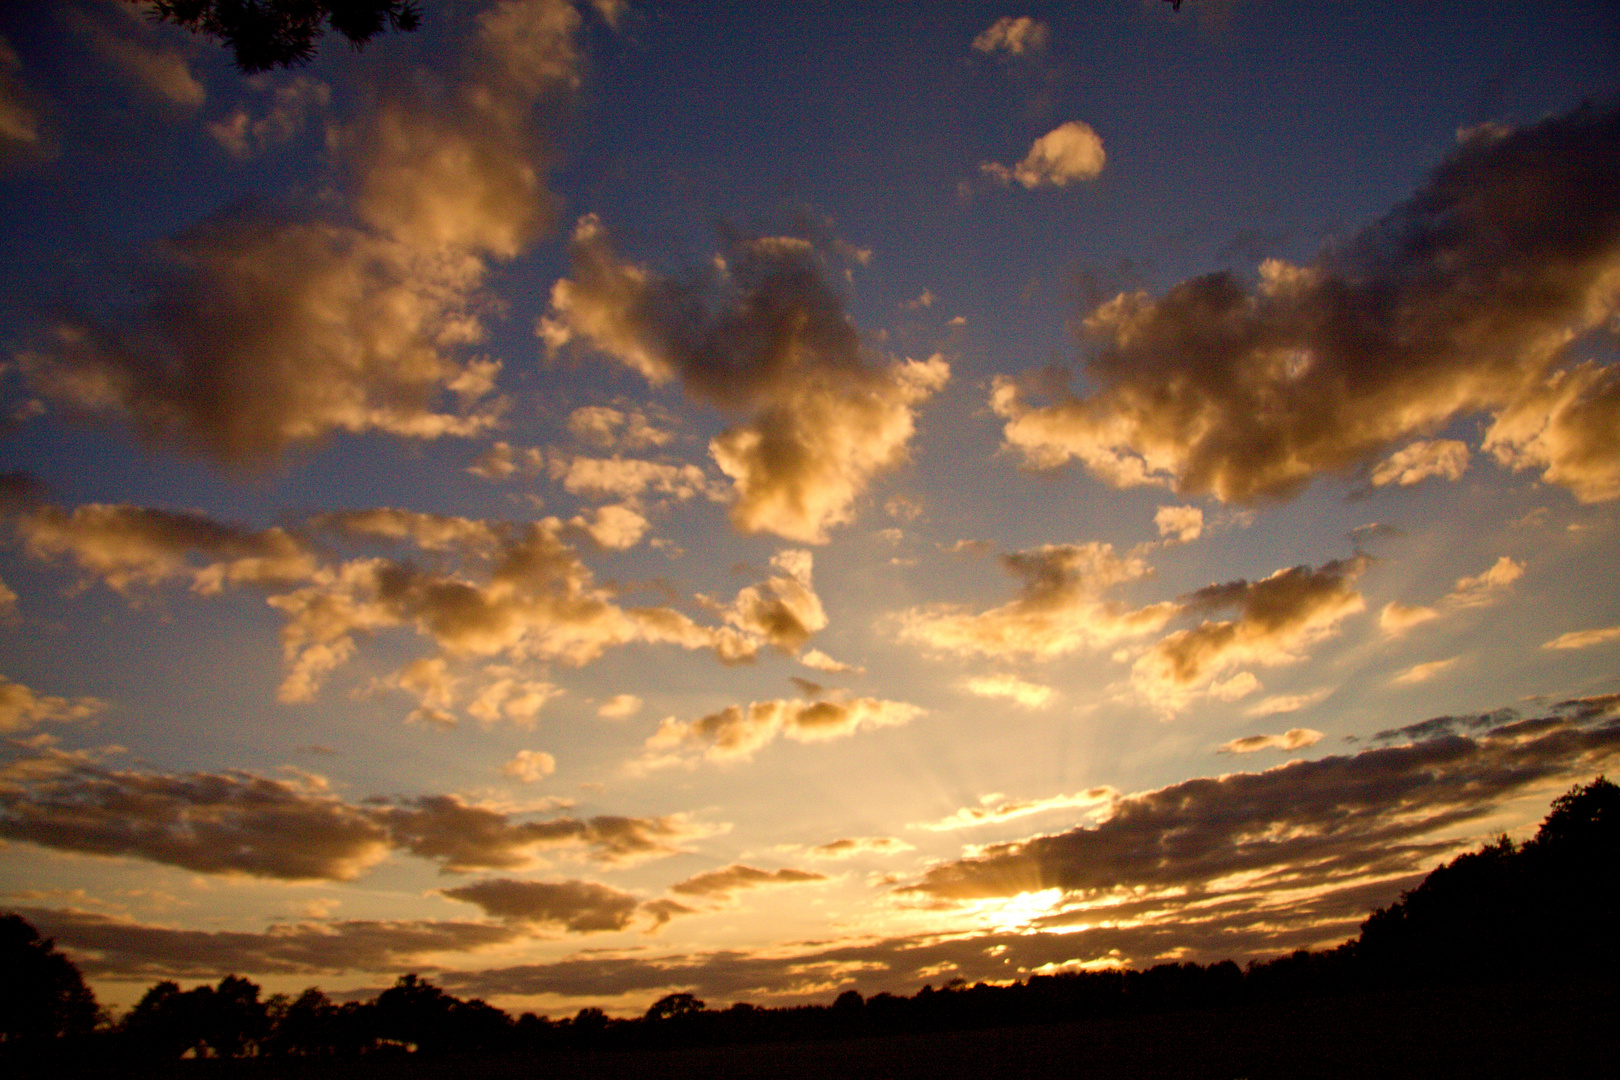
[0,745,718,880]
[439,878,643,932]
[14,907,521,979]
[669,864,826,899]
[0,747,392,881]
[994,103,1620,503]
[901,714,1620,904]
[1133,558,1366,706]
[379,797,716,871]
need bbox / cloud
[992,104,1620,503]
[566,404,671,449]
[0,743,719,879]
[21,0,585,464]
[540,215,950,542]
[1543,624,1620,650]
[16,907,523,979]
[901,708,1620,904]
[17,502,824,714]
[1443,555,1523,608]
[1154,505,1203,544]
[981,122,1106,189]
[548,453,714,502]
[467,441,545,480]
[1369,439,1470,488]
[17,503,319,596]
[804,836,914,860]
[440,878,645,932]
[670,864,826,899]
[569,503,650,549]
[500,750,557,783]
[0,676,104,733]
[1243,688,1333,717]
[207,75,330,158]
[800,648,860,673]
[597,694,643,718]
[911,788,1116,832]
[897,542,1175,661]
[1392,658,1458,685]
[0,747,393,881]
[1217,728,1323,754]
[710,549,828,655]
[375,796,720,872]
[971,17,1048,56]
[83,21,205,108]
[1379,601,1439,635]
[0,36,45,160]
[647,697,922,763]
[961,674,1055,708]
[1131,558,1366,708]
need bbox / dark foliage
[0,913,99,1046]
[140,1,421,73]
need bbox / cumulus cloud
[1443,555,1523,608]
[981,122,1106,189]
[804,836,914,860]
[566,404,671,449]
[670,864,826,899]
[597,694,643,718]
[1131,558,1366,709]
[17,503,319,596]
[1217,728,1323,754]
[440,878,646,932]
[992,104,1620,504]
[911,788,1115,833]
[1543,624,1620,650]
[22,0,585,465]
[646,696,922,763]
[501,750,557,782]
[902,708,1620,904]
[1369,439,1470,488]
[897,542,1175,661]
[971,16,1048,56]
[467,441,545,480]
[1154,505,1203,544]
[961,673,1055,708]
[799,648,860,673]
[548,453,714,502]
[0,675,104,733]
[15,501,839,710]
[540,215,950,542]
[1379,601,1439,635]
[207,75,330,158]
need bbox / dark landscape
[8,778,1616,1079]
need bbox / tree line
[3,776,1615,1066]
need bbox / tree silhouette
[0,914,99,1046]
[139,1,421,73]
[645,992,705,1021]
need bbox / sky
[1,0,1618,1018]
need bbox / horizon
[2,0,1618,1018]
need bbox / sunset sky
[2,0,1618,1017]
